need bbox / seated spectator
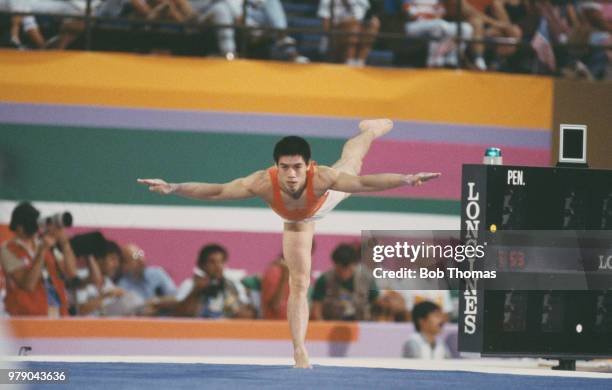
[190,0,242,59]
[73,257,121,316]
[528,0,601,77]
[400,289,454,322]
[0,2,44,49]
[70,253,104,315]
[482,0,525,64]
[175,243,256,318]
[0,202,77,317]
[311,243,379,321]
[261,254,289,319]
[403,0,473,67]
[318,0,381,65]
[484,0,542,73]
[128,0,194,22]
[245,0,309,62]
[371,290,409,321]
[403,300,451,358]
[44,0,195,49]
[240,273,262,317]
[76,240,144,316]
[118,243,178,316]
[19,0,100,50]
[444,0,520,70]
[8,0,90,15]
[567,1,611,79]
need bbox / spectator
[118,243,178,316]
[483,0,526,63]
[525,0,599,77]
[240,273,262,317]
[565,1,611,79]
[401,290,454,321]
[14,0,188,50]
[46,0,196,49]
[76,240,143,316]
[403,0,473,67]
[403,300,451,358]
[70,253,105,315]
[485,0,542,73]
[371,290,409,321]
[0,1,46,49]
[128,0,194,22]
[311,243,379,321]
[318,0,381,65]
[190,0,242,59]
[0,202,77,317]
[261,254,290,319]
[442,0,520,69]
[175,243,255,318]
[17,0,96,49]
[245,0,309,62]
[508,0,605,78]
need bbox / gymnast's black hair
[273,136,311,164]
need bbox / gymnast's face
[277,155,308,195]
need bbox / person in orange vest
[0,202,77,317]
[138,119,441,368]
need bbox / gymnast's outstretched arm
[137,171,262,200]
[326,169,441,193]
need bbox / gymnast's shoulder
[242,169,271,193]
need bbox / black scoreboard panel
[459,164,612,359]
[483,291,612,356]
[484,167,612,230]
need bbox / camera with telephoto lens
[38,212,73,230]
[193,267,223,296]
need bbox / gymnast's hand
[137,178,177,195]
[405,172,441,186]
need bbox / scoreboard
[458,164,612,361]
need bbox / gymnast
[138,119,441,368]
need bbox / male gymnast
[138,119,441,368]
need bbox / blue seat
[283,3,318,16]
[288,16,322,29]
[367,49,395,67]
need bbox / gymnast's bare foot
[359,119,393,138]
[293,347,312,369]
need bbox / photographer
[76,239,146,316]
[174,244,255,319]
[311,243,379,321]
[0,202,77,317]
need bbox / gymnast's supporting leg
[283,221,315,368]
[332,119,394,175]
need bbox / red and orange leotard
[267,161,329,221]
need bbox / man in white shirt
[403,0,473,67]
[75,240,143,316]
[403,300,451,359]
[317,0,380,65]
[174,243,253,319]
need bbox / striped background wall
[0,50,553,284]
